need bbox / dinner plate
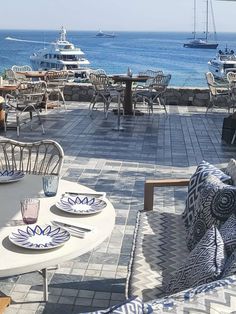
[9,224,70,250]
[0,170,25,183]
[56,195,107,215]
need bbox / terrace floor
[0,102,235,314]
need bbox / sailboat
[183,0,218,49]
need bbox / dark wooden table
[112,75,149,115]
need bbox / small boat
[183,0,218,49]
[208,47,236,80]
[30,26,91,79]
[96,30,115,38]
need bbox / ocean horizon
[1,29,236,87]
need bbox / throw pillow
[165,226,226,295]
[222,250,236,278]
[220,214,236,256]
[182,160,231,230]
[186,175,236,251]
[225,158,236,185]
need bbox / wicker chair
[0,139,64,175]
[4,81,47,136]
[89,72,122,118]
[205,72,231,113]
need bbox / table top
[0,85,18,91]
[112,74,149,83]
[0,175,115,277]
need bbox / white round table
[0,175,115,300]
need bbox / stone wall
[63,83,211,107]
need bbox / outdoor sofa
[86,159,236,313]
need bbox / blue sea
[0,29,236,87]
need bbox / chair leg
[0,296,11,312]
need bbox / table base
[112,126,124,131]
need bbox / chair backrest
[227,72,236,85]
[151,74,171,92]
[45,70,69,82]
[89,73,111,92]
[11,65,32,72]
[5,68,28,84]
[138,70,164,87]
[91,69,107,75]
[205,72,218,97]
[0,139,64,175]
[15,81,47,105]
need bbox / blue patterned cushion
[182,161,231,230]
[220,214,236,256]
[186,175,236,251]
[83,297,145,314]
[222,250,236,278]
[165,226,226,294]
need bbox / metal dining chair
[0,138,64,302]
[4,81,47,136]
[227,71,236,111]
[89,72,123,119]
[205,72,231,113]
[45,70,69,111]
[134,73,171,115]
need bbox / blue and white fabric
[220,214,236,256]
[82,297,147,314]
[182,160,231,230]
[222,250,236,278]
[186,175,236,251]
[165,226,226,294]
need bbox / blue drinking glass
[42,175,59,197]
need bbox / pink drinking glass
[20,198,40,224]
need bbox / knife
[52,220,92,232]
[52,223,85,238]
[64,192,106,198]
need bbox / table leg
[123,81,133,115]
[42,268,48,302]
[113,92,124,131]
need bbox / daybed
[125,160,236,313]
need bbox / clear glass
[42,175,59,197]
[21,198,40,224]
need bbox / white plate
[56,195,107,215]
[9,224,70,250]
[0,170,25,183]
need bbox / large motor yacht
[208,47,236,80]
[30,27,90,79]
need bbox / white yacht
[208,47,236,80]
[30,27,90,78]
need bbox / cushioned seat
[126,210,189,302]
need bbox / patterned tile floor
[0,102,235,313]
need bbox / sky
[1,0,236,32]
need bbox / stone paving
[0,102,235,314]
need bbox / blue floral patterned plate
[0,170,25,183]
[56,195,107,215]
[9,225,70,250]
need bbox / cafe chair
[0,139,64,175]
[0,139,64,303]
[227,71,236,111]
[5,69,26,84]
[133,70,164,113]
[45,70,69,111]
[4,81,47,136]
[89,72,122,118]
[134,73,171,115]
[205,71,231,114]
